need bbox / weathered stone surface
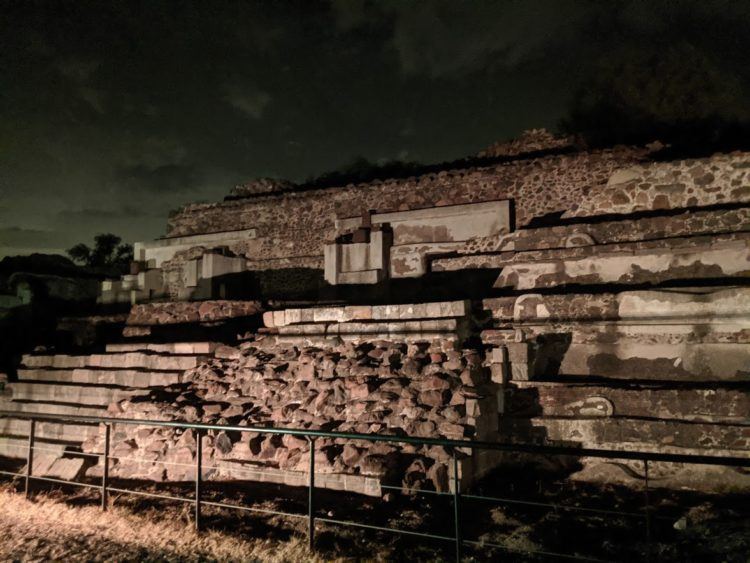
[229,177,295,198]
[17,368,182,388]
[267,300,468,327]
[493,236,750,290]
[11,382,127,406]
[500,417,750,453]
[127,300,262,325]
[106,342,219,354]
[563,153,750,218]
[507,382,749,423]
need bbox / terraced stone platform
[0,343,220,480]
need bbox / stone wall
[564,153,750,218]
[165,147,651,263]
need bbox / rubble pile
[86,338,498,493]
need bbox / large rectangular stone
[0,438,68,459]
[371,300,467,321]
[337,200,511,246]
[87,353,202,370]
[551,342,750,381]
[11,382,123,407]
[16,369,181,388]
[507,382,749,423]
[105,342,218,354]
[0,402,107,418]
[0,419,99,441]
[22,355,88,369]
[501,417,750,453]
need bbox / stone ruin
[1,129,748,495]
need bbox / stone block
[272,310,286,327]
[344,305,372,321]
[313,307,346,323]
[490,363,509,385]
[262,311,275,328]
[490,346,508,364]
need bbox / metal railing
[1,409,748,562]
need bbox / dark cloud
[0,227,69,256]
[114,163,201,194]
[56,206,163,220]
[0,0,748,257]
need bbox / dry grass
[0,485,341,562]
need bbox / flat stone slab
[265,300,469,328]
[88,353,202,370]
[501,417,750,453]
[208,460,382,497]
[10,382,125,406]
[23,454,86,481]
[0,438,68,459]
[17,368,182,388]
[105,342,219,354]
[0,401,107,418]
[22,353,203,371]
[0,418,100,441]
[507,382,749,423]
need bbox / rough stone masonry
[2,129,748,495]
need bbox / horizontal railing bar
[0,442,99,457]
[201,498,308,519]
[317,516,455,542]
[1,410,748,467]
[462,493,646,518]
[463,539,613,563]
[380,483,452,496]
[0,468,102,491]
[107,486,194,504]
[27,475,103,490]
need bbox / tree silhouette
[67,233,133,269]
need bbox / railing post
[101,423,111,511]
[308,436,316,551]
[644,459,651,560]
[25,419,35,498]
[195,429,202,532]
[452,449,462,562]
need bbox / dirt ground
[0,474,748,562]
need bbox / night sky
[1,1,749,257]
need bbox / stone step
[0,437,71,459]
[22,352,204,371]
[500,417,750,453]
[0,418,100,442]
[10,382,128,407]
[105,342,219,354]
[507,382,749,423]
[0,401,107,418]
[16,368,182,388]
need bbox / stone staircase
[0,342,219,478]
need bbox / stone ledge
[263,300,468,328]
[483,287,750,323]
